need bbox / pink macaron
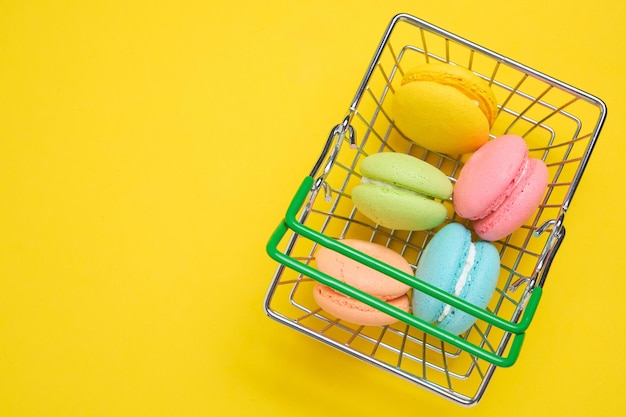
[453,134,549,241]
[313,239,412,326]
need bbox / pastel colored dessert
[453,134,549,241]
[313,239,413,326]
[351,152,453,231]
[391,62,498,154]
[412,223,500,335]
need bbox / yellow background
[1,1,624,415]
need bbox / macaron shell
[401,62,498,126]
[392,80,490,154]
[436,241,500,335]
[313,284,410,326]
[315,239,412,300]
[453,134,530,220]
[411,223,501,336]
[412,223,471,323]
[359,152,453,199]
[352,183,448,231]
[472,157,549,241]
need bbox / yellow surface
[1,1,624,415]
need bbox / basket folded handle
[267,216,531,368]
[268,176,545,367]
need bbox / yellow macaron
[391,62,498,155]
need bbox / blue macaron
[412,222,500,335]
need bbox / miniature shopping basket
[264,13,606,405]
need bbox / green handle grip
[267,218,528,368]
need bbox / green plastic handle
[267,218,527,368]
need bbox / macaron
[351,152,453,231]
[412,223,500,335]
[453,134,549,241]
[391,62,498,154]
[313,239,413,326]
[313,285,411,327]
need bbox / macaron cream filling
[436,242,476,324]
[360,176,436,200]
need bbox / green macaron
[351,152,453,231]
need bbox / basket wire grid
[264,14,606,405]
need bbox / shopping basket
[264,13,606,405]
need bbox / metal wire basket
[264,13,606,405]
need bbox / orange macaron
[313,239,412,326]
